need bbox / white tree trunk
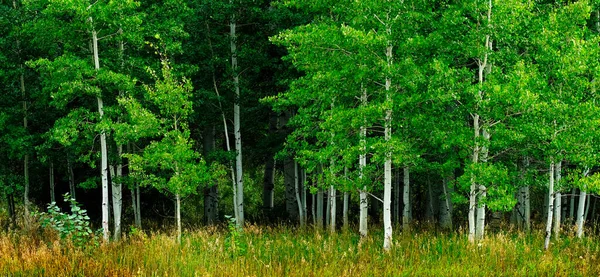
[110,145,123,241]
[469,113,479,243]
[470,0,493,243]
[576,189,587,238]
[175,193,181,243]
[329,185,336,233]
[476,129,490,240]
[576,168,589,238]
[230,17,244,228]
[544,161,555,250]
[553,161,562,236]
[294,161,305,226]
[382,42,393,251]
[90,21,110,242]
[359,86,368,237]
[402,166,410,230]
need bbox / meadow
[1,223,600,277]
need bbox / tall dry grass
[1,223,600,276]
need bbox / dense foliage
[3,0,600,257]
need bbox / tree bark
[570,188,576,222]
[329,185,336,233]
[50,162,55,203]
[383,41,393,251]
[21,65,30,228]
[402,165,410,230]
[359,86,368,237]
[544,161,555,250]
[553,161,562,236]
[576,169,589,238]
[109,144,123,241]
[203,125,219,225]
[343,167,349,230]
[230,14,244,228]
[90,19,110,242]
[394,168,400,224]
[67,157,76,199]
[262,157,275,211]
[476,129,490,240]
[284,157,298,221]
[294,161,305,226]
[175,193,181,243]
[316,188,324,229]
[439,177,453,230]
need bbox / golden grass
[1,225,600,276]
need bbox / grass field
[1,223,600,276]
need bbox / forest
[3,0,600,275]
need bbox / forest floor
[1,223,600,276]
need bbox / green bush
[37,193,96,247]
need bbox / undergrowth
[1,224,599,276]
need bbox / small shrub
[37,193,97,247]
[224,215,246,256]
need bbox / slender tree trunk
[553,161,562,236]
[584,193,591,222]
[7,192,16,228]
[570,188,576,222]
[175,193,181,242]
[544,161,555,250]
[476,129,490,240]
[67,157,76,199]
[230,14,244,228]
[109,146,123,241]
[326,186,331,226]
[343,167,349,230]
[203,125,219,225]
[329,185,336,233]
[302,169,308,225]
[383,40,393,251]
[359,87,368,237]
[343,191,349,230]
[316,189,324,229]
[576,169,589,238]
[439,177,453,230]
[294,161,305,226]
[468,112,479,242]
[517,157,531,231]
[135,181,141,227]
[284,157,298,221]
[50,162,55,203]
[262,157,275,211]
[402,166,410,230]
[425,178,435,222]
[576,190,587,238]
[394,168,400,224]
[21,66,30,227]
[311,191,316,226]
[263,115,277,212]
[90,19,109,242]
[470,0,493,243]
